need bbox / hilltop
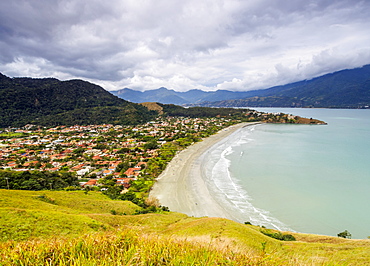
[0,73,155,127]
[0,189,369,265]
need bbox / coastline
[150,122,259,219]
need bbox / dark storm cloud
[1,0,370,91]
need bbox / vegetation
[1,189,370,265]
[160,104,257,120]
[338,230,352,239]
[0,72,326,128]
[261,229,296,241]
[0,74,156,127]
[0,170,78,190]
[2,73,354,264]
[0,190,138,242]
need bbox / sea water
[202,108,370,239]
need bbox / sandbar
[150,122,259,219]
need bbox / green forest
[0,73,156,127]
[0,170,78,190]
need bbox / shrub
[337,230,352,239]
[261,230,296,241]
[35,194,56,205]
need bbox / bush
[261,230,296,241]
[337,230,351,239]
[35,194,56,205]
[282,234,296,241]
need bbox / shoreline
[150,122,260,219]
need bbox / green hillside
[1,189,369,265]
[0,73,155,127]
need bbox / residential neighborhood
[0,116,243,190]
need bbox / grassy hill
[1,189,369,265]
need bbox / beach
[150,109,370,238]
[150,122,257,219]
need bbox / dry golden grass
[140,102,164,114]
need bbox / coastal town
[0,116,245,190]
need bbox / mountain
[199,64,370,108]
[110,87,255,105]
[0,74,155,127]
[111,87,187,105]
[112,65,370,108]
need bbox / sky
[1,0,370,92]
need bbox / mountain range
[111,64,370,108]
[1,64,369,127]
[110,87,255,105]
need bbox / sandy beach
[150,122,259,220]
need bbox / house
[102,169,113,176]
[76,168,90,177]
[71,163,85,170]
[47,167,60,172]
[81,179,98,188]
[116,178,135,189]
[124,167,141,178]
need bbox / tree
[337,230,351,239]
[116,161,129,173]
[143,140,158,150]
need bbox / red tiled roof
[82,179,97,187]
[124,167,141,177]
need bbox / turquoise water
[203,108,370,239]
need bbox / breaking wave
[200,124,293,231]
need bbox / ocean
[201,108,370,239]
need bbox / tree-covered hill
[0,74,156,127]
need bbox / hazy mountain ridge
[110,87,255,105]
[112,65,370,108]
[214,64,370,108]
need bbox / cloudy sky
[1,0,370,92]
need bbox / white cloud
[0,0,370,92]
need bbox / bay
[207,108,370,239]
